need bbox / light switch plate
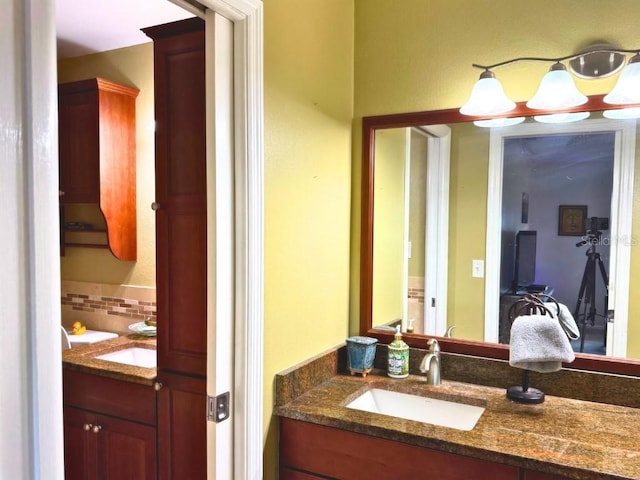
[472,259,484,278]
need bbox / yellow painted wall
[57,43,156,287]
[447,122,489,340]
[372,128,407,327]
[351,0,640,344]
[262,1,354,478]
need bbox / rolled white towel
[509,314,575,373]
[544,302,580,340]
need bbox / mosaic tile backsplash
[61,281,156,335]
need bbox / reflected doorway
[500,132,614,355]
[485,118,636,358]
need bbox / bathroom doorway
[485,118,636,358]
[500,132,614,354]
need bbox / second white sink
[96,347,156,368]
[346,388,484,431]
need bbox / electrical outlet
[472,259,484,278]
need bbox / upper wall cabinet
[58,78,139,261]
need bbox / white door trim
[205,10,235,480]
[401,125,450,336]
[484,119,635,359]
[424,125,451,336]
[194,0,264,479]
[402,129,412,330]
[2,1,64,479]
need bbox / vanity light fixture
[533,112,591,124]
[473,116,525,128]
[461,44,640,124]
[460,70,515,116]
[603,107,640,119]
[603,52,640,105]
[526,62,587,110]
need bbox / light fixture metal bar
[472,47,640,71]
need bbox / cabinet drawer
[280,418,519,480]
[63,369,156,425]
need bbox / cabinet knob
[59,190,65,197]
[154,382,163,391]
[151,202,160,211]
[83,423,92,431]
[92,425,102,434]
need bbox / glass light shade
[533,112,590,124]
[603,56,640,105]
[603,107,640,119]
[526,66,588,110]
[473,117,525,128]
[460,73,515,116]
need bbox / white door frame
[423,125,451,336]
[189,0,264,479]
[2,1,64,479]
[484,119,635,358]
[401,125,450,336]
[1,0,263,479]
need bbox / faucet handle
[427,338,440,354]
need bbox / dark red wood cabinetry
[280,418,519,480]
[62,370,156,480]
[143,17,208,480]
[58,78,138,260]
[523,472,571,480]
[143,17,207,378]
[156,372,207,480]
[280,418,577,480]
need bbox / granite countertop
[275,370,640,480]
[62,334,157,386]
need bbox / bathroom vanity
[275,346,640,480]
[62,335,157,480]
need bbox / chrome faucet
[419,339,441,385]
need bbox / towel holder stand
[506,294,560,404]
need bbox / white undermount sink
[346,388,485,431]
[95,347,156,369]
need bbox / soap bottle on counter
[387,325,409,378]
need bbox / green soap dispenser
[387,325,409,378]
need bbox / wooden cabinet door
[64,407,156,480]
[63,407,97,480]
[58,88,100,204]
[96,414,156,480]
[157,371,207,480]
[144,18,207,377]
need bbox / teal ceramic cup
[346,336,378,377]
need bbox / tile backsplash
[61,280,156,335]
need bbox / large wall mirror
[360,96,640,376]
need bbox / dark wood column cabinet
[143,17,207,378]
[143,17,208,480]
[58,78,138,260]
[156,371,207,480]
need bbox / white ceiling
[56,0,195,59]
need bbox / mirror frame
[360,94,640,377]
